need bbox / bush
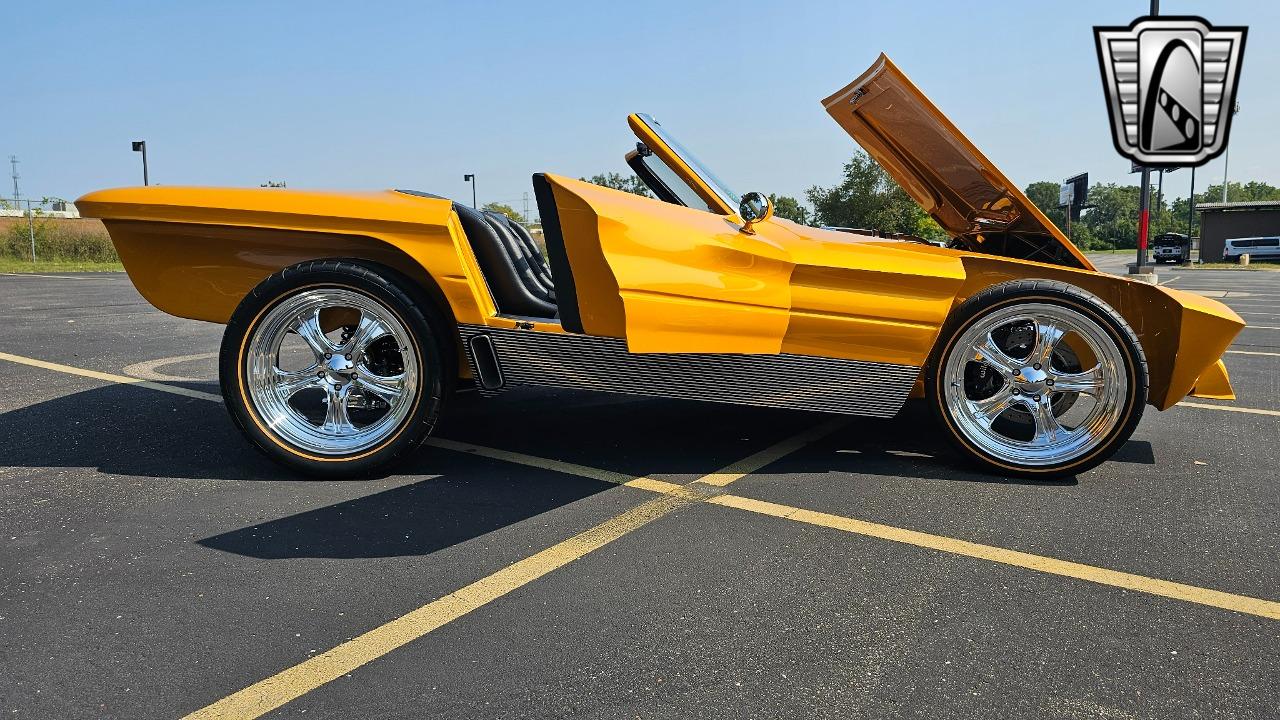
[1,218,118,262]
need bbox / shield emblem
[1095,16,1246,167]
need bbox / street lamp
[131,141,149,186]
[463,173,476,209]
[1221,101,1240,202]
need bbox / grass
[1193,261,1280,271]
[0,257,124,273]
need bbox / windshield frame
[628,113,739,215]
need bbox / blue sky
[5,1,1276,214]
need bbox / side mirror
[738,192,773,234]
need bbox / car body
[1151,233,1188,263]
[76,54,1244,478]
[1224,236,1280,261]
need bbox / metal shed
[1195,200,1280,261]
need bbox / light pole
[1134,0,1159,271]
[1220,101,1240,202]
[1185,165,1196,266]
[132,141,149,186]
[463,173,476,209]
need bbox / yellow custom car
[76,55,1243,479]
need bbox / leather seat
[454,203,557,318]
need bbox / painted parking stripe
[1177,401,1280,417]
[0,272,92,280]
[3,350,1280,711]
[121,352,219,382]
[708,494,1280,620]
[1227,349,1280,357]
[435,442,1280,623]
[182,420,846,719]
[0,351,222,402]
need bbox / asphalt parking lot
[2,259,1278,719]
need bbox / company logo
[1094,16,1246,167]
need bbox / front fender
[954,257,1244,410]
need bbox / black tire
[925,279,1148,479]
[219,259,452,478]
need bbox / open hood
[823,54,1093,270]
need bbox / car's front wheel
[927,280,1147,478]
[220,260,450,477]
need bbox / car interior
[407,119,721,322]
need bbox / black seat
[454,203,557,318]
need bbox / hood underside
[823,54,1094,271]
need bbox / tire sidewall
[927,284,1147,478]
[219,261,447,478]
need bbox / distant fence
[0,199,115,263]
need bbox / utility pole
[1186,165,1196,266]
[9,155,19,208]
[1134,0,1159,271]
[1220,102,1239,202]
[522,191,529,224]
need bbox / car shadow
[1,383,1160,559]
[196,454,617,559]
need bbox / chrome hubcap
[244,289,420,455]
[942,303,1127,467]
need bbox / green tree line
[584,152,1280,249]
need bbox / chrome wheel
[244,288,420,456]
[942,302,1128,468]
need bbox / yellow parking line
[1227,349,1280,357]
[5,349,1280,714]
[0,351,222,402]
[708,494,1280,620]
[182,422,846,719]
[1178,401,1280,417]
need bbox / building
[0,199,81,219]
[1195,200,1280,261]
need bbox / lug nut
[1033,363,1041,370]
[1033,394,1041,402]
[345,353,351,360]
[1012,388,1020,395]
[1046,379,1055,386]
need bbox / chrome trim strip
[459,325,919,418]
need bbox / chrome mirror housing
[738,192,774,233]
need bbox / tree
[481,202,524,223]
[1024,181,1068,233]
[581,172,652,198]
[768,194,812,225]
[805,151,947,241]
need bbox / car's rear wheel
[220,260,449,477]
[927,280,1147,478]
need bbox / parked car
[75,54,1243,479]
[1224,236,1280,261]
[1151,232,1188,263]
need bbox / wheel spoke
[1050,365,1104,396]
[970,332,1020,375]
[294,309,336,360]
[1029,318,1066,368]
[344,311,390,358]
[354,371,405,404]
[274,367,322,401]
[968,385,1016,428]
[322,385,355,434]
[1028,396,1065,445]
